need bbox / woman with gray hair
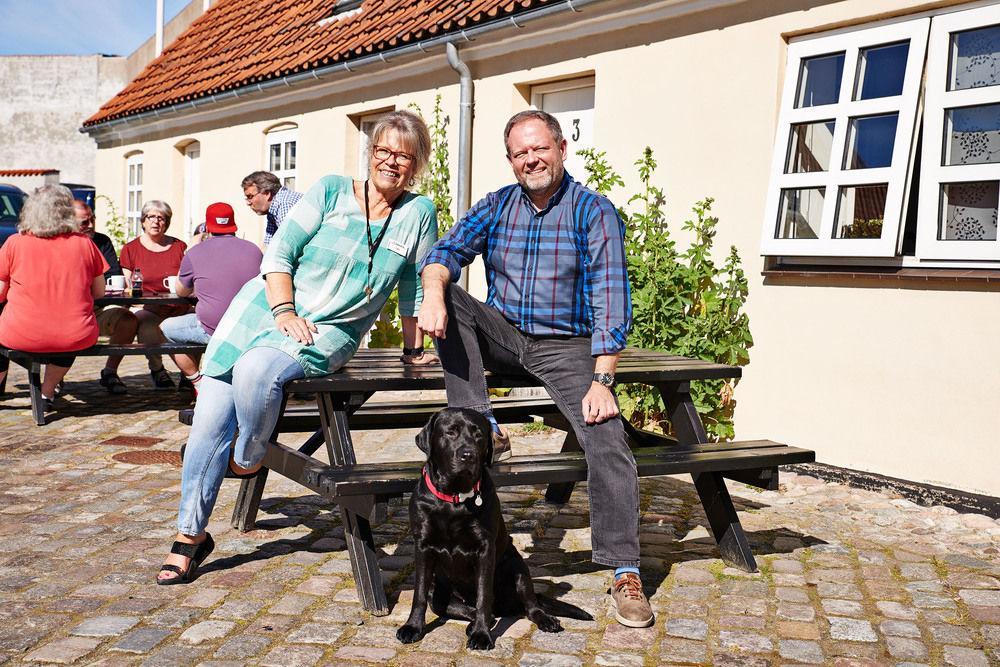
[111,199,189,392]
[0,185,108,409]
[158,109,439,584]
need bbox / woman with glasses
[157,110,439,584]
[109,200,189,392]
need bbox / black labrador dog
[396,407,593,650]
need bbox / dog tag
[474,495,483,507]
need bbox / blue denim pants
[176,346,305,536]
[160,313,211,345]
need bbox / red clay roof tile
[0,169,59,177]
[86,0,561,126]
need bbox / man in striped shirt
[241,171,303,246]
[419,110,652,629]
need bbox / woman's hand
[401,350,439,366]
[275,311,318,345]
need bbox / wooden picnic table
[94,293,195,307]
[226,347,813,615]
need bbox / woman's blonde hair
[368,110,433,180]
[18,185,78,238]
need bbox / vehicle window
[0,193,24,224]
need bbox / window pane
[940,181,999,240]
[128,165,135,186]
[845,113,899,169]
[855,41,909,99]
[795,53,845,108]
[269,143,281,171]
[786,120,836,172]
[834,184,887,238]
[284,177,295,190]
[945,103,1000,165]
[136,163,143,185]
[285,141,296,169]
[949,24,1000,91]
[776,187,825,239]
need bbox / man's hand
[582,382,619,424]
[417,295,448,339]
[275,311,318,345]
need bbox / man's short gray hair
[140,200,173,226]
[18,185,78,238]
[503,110,564,156]
[241,171,282,195]
[368,110,432,179]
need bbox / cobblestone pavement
[1,357,999,666]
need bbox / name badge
[387,239,407,256]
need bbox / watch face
[595,372,615,386]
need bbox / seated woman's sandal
[157,533,214,586]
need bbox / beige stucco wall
[91,0,1000,496]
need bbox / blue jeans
[176,346,305,536]
[161,313,211,345]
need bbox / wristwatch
[593,372,615,387]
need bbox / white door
[533,79,595,181]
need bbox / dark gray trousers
[436,285,640,568]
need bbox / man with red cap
[161,202,263,390]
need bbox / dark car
[62,183,96,209]
[0,184,26,247]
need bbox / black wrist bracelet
[270,301,294,312]
[402,347,425,356]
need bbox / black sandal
[179,444,262,479]
[99,369,127,395]
[156,533,215,586]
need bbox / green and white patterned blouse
[202,175,438,378]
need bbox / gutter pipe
[82,0,604,134]
[446,42,473,290]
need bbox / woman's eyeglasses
[143,214,167,221]
[373,145,415,166]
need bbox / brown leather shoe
[491,428,512,463]
[610,573,654,628]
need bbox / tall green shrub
[580,147,752,440]
[95,194,128,250]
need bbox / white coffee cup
[106,275,126,292]
[163,276,180,294]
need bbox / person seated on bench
[157,110,439,585]
[106,200,190,393]
[418,110,652,628]
[160,202,262,393]
[0,185,108,410]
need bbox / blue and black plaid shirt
[422,173,632,356]
[263,187,303,245]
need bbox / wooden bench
[1,343,206,426]
[198,348,815,615]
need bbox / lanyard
[363,179,396,300]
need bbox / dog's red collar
[422,466,482,506]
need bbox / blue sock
[614,566,640,579]
[486,413,500,434]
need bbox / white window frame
[183,142,201,238]
[266,126,298,190]
[125,153,143,238]
[917,4,1000,260]
[530,76,596,181]
[357,111,391,179]
[760,18,929,257]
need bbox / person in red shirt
[0,185,108,409]
[113,200,189,391]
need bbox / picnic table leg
[28,361,45,426]
[319,392,389,615]
[658,381,757,573]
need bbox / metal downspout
[446,42,473,290]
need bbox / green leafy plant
[95,194,128,250]
[409,94,454,233]
[580,147,753,440]
[839,217,883,239]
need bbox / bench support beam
[659,381,757,573]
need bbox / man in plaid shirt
[241,171,303,246]
[419,110,652,629]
